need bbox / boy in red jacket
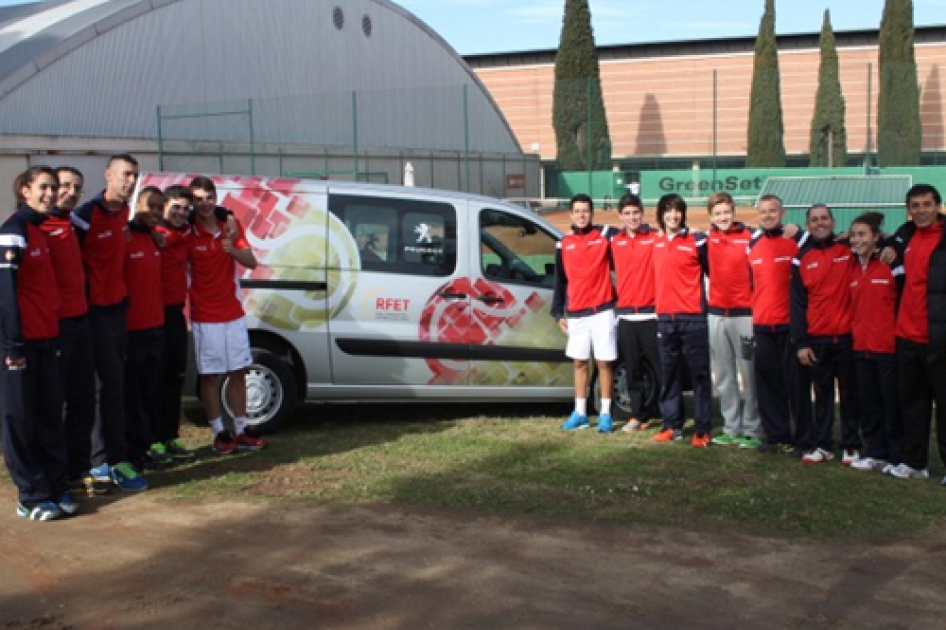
[551,194,617,432]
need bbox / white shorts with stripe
[193,317,253,374]
[565,309,617,361]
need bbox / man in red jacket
[651,193,713,447]
[42,167,97,491]
[886,184,946,480]
[705,191,761,449]
[73,154,147,492]
[748,195,811,455]
[189,176,267,453]
[611,193,660,432]
[551,194,617,432]
[791,204,861,465]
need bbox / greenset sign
[641,167,866,202]
[640,166,946,205]
[655,174,766,194]
[557,166,946,206]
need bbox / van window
[479,209,557,287]
[331,195,457,276]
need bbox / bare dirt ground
[2,484,946,630]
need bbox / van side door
[327,193,469,388]
[469,206,572,389]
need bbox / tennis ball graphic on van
[245,211,360,331]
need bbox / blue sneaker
[561,411,589,430]
[89,463,110,483]
[16,501,63,521]
[110,462,148,492]
[597,413,613,433]
[57,492,79,516]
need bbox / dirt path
[1,487,944,630]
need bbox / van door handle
[438,292,467,300]
[477,295,504,304]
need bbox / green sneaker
[165,439,195,460]
[737,436,762,449]
[712,433,739,446]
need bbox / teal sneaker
[737,436,762,449]
[89,463,111,483]
[56,492,79,516]
[16,501,63,521]
[110,462,148,492]
[712,433,739,446]
[597,413,613,433]
[561,411,589,430]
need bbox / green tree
[877,0,922,166]
[552,0,611,171]
[746,0,786,167]
[809,10,848,167]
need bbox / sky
[0,0,943,55]
[395,0,946,55]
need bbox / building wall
[472,39,946,162]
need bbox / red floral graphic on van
[419,277,559,385]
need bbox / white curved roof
[0,0,521,153]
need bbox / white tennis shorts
[193,318,253,374]
[565,309,617,361]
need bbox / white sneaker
[885,463,929,479]
[850,456,887,472]
[801,447,835,465]
[842,449,859,466]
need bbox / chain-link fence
[155,85,541,200]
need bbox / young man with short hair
[551,193,617,432]
[153,185,196,460]
[610,193,660,432]
[650,194,713,447]
[124,187,169,471]
[705,192,761,449]
[188,176,267,453]
[73,154,147,491]
[42,167,97,490]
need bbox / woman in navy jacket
[0,166,72,520]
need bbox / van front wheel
[221,349,297,434]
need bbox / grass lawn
[132,401,946,541]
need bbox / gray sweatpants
[709,314,761,438]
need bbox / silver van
[141,174,585,431]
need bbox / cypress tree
[746,0,786,167]
[809,10,848,167]
[877,0,922,166]
[552,0,611,172]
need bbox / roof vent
[333,6,344,30]
[362,14,372,37]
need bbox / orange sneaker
[653,428,682,442]
[691,433,711,448]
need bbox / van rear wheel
[594,358,659,422]
[221,348,297,434]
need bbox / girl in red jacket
[848,211,903,472]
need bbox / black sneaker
[164,439,195,460]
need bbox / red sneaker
[213,432,237,455]
[691,432,711,448]
[234,432,268,451]
[653,428,682,442]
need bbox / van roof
[143,172,560,235]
